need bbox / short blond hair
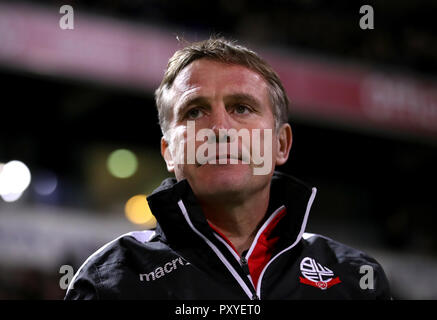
[155,37,289,137]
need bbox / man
[65,37,391,299]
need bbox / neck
[199,186,271,256]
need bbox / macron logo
[139,257,190,282]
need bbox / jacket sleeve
[64,264,100,300]
[372,260,392,300]
[350,252,392,300]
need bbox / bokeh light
[0,160,31,202]
[124,194,156,227]
[107,149,138,178]
[1,191,22,202]
[33,170,58,196]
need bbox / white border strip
[256,187,317,298]
[178,200,254,299]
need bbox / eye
[233,104,251,115]
[186,108,204,120]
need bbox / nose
[209,105,233,143]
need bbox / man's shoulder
[65,230,169,299]
[300,232,391,299]
[302,232,380,266]
[80,230,160,268]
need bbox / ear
[161,137,175,172]
[275,123,293,166]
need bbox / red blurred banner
[1,3,436,139]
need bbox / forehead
[170,59,270,104]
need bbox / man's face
[161,59,291,202]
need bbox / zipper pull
[240,255,259,299]
[240,255,250,276]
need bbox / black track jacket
[65,172,391,300]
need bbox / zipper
[212,231,258,298]
[240,255,259,300]
[240,255,250,275]
[178,200,257,300]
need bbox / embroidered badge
[299,257,341,290]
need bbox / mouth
[197,153,249,166]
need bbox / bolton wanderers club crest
[299,257,341,290]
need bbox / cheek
[249,125,275,152]
[167,127,188,162]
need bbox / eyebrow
[176,96,211,119]
[224,93,262,109]
[177,93,262,116]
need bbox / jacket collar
[147,171,316,252]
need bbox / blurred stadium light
[0,160,31,202]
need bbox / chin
[191,164,253,196]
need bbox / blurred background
[0,0,436,299]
